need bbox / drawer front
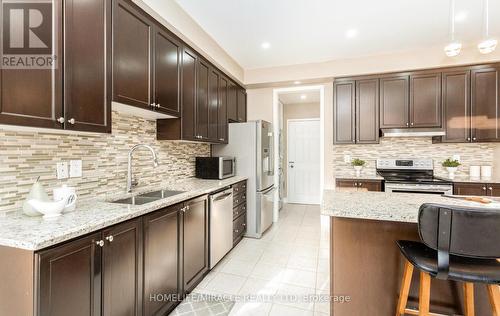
[233,213,246,242]
[233,192,247,208]
[233,203,247,220]
[232,181,247,195]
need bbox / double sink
[113,190,185,205]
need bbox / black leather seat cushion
[397,240,500,285]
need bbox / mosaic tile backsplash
[0,111,210,214]
[333,137,498,179]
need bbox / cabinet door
[154,27,181,116]
[102,219,142,316]
[487,184,500,197]
[183,196,209,292]
[196,59,210,140]
[471,66,500,142]
[227,82,238,122]
[380,75,409,128]
[37,232,102,316]
[237,88,247,122]
[357,180,382,192]
[0,0,62,129]
[143,205,181,316]
[336,180,357,191]
[181,48,197,140]
[356,79,379,144]
[453,183,488,196]
[208,69,220,141]
[218,76,229,143]
[441,70,471,143]
[410,72,442,128]
[64,0,111,133]
[113,0,153,109]
[334,81,355,144]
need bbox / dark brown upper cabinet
[183,196,209,293]
[356,79,379,144]
[441,69,471,143]
[227,82,238,122]
[114,0,181,117]
[37,232,102,316]
[409,72,442,128]
[0,0,110,133]
[154,27,182,117]
[102,219,143,316]
[208,69,220,142]
[334,80,356,144]
[471,65,500,142]
[181,48,198,141]
[380,75,410,128]
[218,76,229,143]
[196,59,210,140]
[237,88,247,123]
[113,0,153,109]
[143,204,181,316]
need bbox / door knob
[96,240,104,247]
[57,117,65,124]
[68,118,75,125]
[151,103,156,108]
[105,235,114,243]
[156,104,161,108]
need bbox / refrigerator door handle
[268,132,274,176]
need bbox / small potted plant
[351,158,366,177]
[442,158,461,179]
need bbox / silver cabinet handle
[57,117,65,124]
[359,183,363,186]
[482,186,487,191]
[467,137,471,141]
[489,187,493,191]
[473,137,477,141]
[151,103,156,108]
[242,223,246,227]
[406,122,409,126]
[235,229,239,233]
[354,182,357,186]
[219,138,224,141]
[96,240,104,247]
[105,235,114,243]
[411,122,414,126]
[68,118,75,125]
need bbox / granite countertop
[0,176,247,251]
[321,190,500,223]
[445,177,500,183]
[335,175,384,181]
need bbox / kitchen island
[323,190,499,316]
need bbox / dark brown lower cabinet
[143,204,181,316]
[336,179,383,192]
[102,219,143,316]
[232,180,247,246]
[37,232,102,316]
[183,196,209,292]
[454,182,500,197]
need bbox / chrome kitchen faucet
[127,144,159,193]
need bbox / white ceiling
[175,0,500,69]
[279,90,320,105]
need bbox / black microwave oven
[195,157,236,179]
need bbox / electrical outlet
[344,155,352,164]
[56,162,69,180]
[452,155,461,163]
[70,160,82,178]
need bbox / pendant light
[478,0,497,54]
[445,0,462,57]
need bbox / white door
[287,119,321,204]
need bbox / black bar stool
[395,203,500,316]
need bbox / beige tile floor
[192,203,331,316]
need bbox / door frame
[286,118,321,204]
[272,85,325,220]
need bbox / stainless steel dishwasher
[209,187,234,269]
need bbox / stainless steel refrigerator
[213,120,275,238]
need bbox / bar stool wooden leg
[418,272,431,316]
[487,284,500,316]
[396,259,414,316]
[463,282,475,316]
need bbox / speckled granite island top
[0,176,247,251]
[321,190,500,223]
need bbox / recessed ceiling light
[294,81,301,85]
[300,95,307,100]
[454,10,468,22]
[261,42,271,49]
[345,29,358,39]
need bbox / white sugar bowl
[53,185,78,213]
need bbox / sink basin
[112,190,185,205]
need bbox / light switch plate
[452,155,461,163]
[56,162,69,180]
[344,155,352,163]
[70,160,82,178]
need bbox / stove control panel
[376,159,433,170]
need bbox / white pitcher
[53,185,78,213]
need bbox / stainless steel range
[376,159,453,195]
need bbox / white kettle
[53,185,78,213]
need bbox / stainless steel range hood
[380,128,446,137]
